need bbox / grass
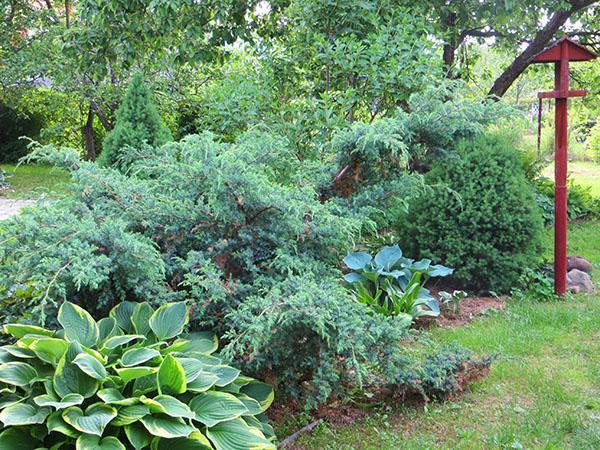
[294,220,600,449]
[0,163,71,199]
[543,161,600,197]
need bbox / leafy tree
[98,74,172,172]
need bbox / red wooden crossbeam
[537,89,587,99]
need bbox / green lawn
[294,220,600,449]
[0,164,71,198]
[543,161,600,197]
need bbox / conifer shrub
[98,74,172,172]
[398,132,544,293]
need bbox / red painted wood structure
[531,36,596,295]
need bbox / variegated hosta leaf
[121,347,161,367]
[206,418,275,450]
[125,421,153,450]
[76,434,126,450]
[157,354,186,395]
[140,395,195,419]
[47,410,79,438]
[0,403,51,426]
[111,404,150,427]
[0,427,42,449]
[189,391,248,427]
[73,352,108,380]
[34,392,84,409]
[149,303,189,341]
[115,366,158,384]
[141,415,195,439]
[0,361,38,386]
[29,337,70,365]
[58,302,99,348]
[97,388,139,406]
[3,324,55,339]
[54,343,98,399]
[62,403,117,436]
[151,430,213,450]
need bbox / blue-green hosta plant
[343,245,453,321]
[0,301,275,449]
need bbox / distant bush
[398,132,544,293]
[98,74,172,172]
[534,176,600,225]
[0,103,43,162]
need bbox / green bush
[0,301,275,449]
[98,74,172,172]
[398,132,544,293]
[0,103,43,162]
[533,176,600,225]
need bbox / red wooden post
[532,37,596,295]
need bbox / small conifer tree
[99,73,172,171]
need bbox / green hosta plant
[343,245,453,321]
[0,301,275,449]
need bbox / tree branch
[488,0,597,98]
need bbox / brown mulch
[435,295,506,327]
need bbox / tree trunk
[488,0,596,98]
[83,105,96,161]
[442,12,458,77]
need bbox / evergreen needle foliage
[99,74,172,172]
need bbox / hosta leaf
[102,335,145,350]
[54,343,98,398]
[343,272,367,283]
[374,245,403,270]
[186,372,219,393]
[240,382,274,412]
[235,394,263,415]
[149,303,188,341]
[30,338,70,365]
[0,427,41,449]
[73,353,108,380]
[109,301,137,334]
[343,252,372,270]
[206,418,275,450]
[150,430,213,450]
[189,391,248,427]
[178,332,218,355]
[34,393,84,409]
[58,302,99,348]
[0,403,50,426]
[76,434,126,450]
[141,415,194,438]
[121,348,161,367]
[97,388,139,406]
[158,354,186,395]
[126,422,153,450]
[208,365,240,387]
[0,361,37,386]
[426,264,454,277]
[63,404,117,436]
[47,410,79,438]
[111,404,150,426]
[98,317,121,342]
[3,345,36,358]
[116,366,159,384]
[177,358,206,383]
[133,373,158,396]
[132,302,154,336]
[3,324,55,339]
[140,395,195,419]
[0,393,21,409]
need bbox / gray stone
[567,256,593,274]
[567,269,595,294]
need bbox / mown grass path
[296,221,600,449]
